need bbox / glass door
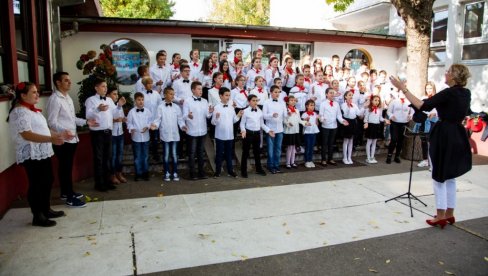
[225,42,253,64]
[258,44,284,66]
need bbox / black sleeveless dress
[420,85,472,182]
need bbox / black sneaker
[256,170,267,176]
[60,192,84,201]
[275,168,282,173]
[394,157,401,163]
[44,209,65,219]
[66,197,87,208]
[107,184,117,190]
[386,156,392,164]
[32,214,56,227]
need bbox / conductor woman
[390,64,472,229]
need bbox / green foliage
[208,0,270,26]
[325,0,355,12]
[100,0,175,19]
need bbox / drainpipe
[51,0,85,72]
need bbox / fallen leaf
[241,255,248,261]
[368,268,378,273]
[155,216,160,219]
[211,240,216,243]
[368,221,377,225]
[92,197,99,202]
[91,242,97,245]
[282,222,287,226]
[286,230,291,235]
[0,251,3,255]
[231,252,238,257]
[484,257,488,262]
[439,261,445,265]
[445,271,455,275]
[83,252,91,257]
[320,222,326,225]
[157,192,164,197]
[403,220,409,223]
[85,195,92,202]
[394,211,402,214]
[373,226,380,229]
[86,236,96,241]
[352,236,358,239]
[198,233,210,240]
[386,259,391,264]
[354,257,360,260]
[323,241,328,245]
[89,221,97,224]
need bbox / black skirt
[429,121,472,182]
[283,133,301,146]
[365,123,382,139]
[342,118,357,139]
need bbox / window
[432,9,448,43]
[259,44,283,66]
[287,43,311,69]
[192,39,219,61]
[109,38,149,85]
[14,0,27,51]
[462,1,488,60]
[343,49,371,73]
[225,42,252,64]
[429,47,447,63]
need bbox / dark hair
[343,90,353,100]
[251,57,261,68]
[107,86,118,95]
[200,56,212,75]
[180,64,190,72]
[305,99,315,107]
[212,72,223,86]
[94,78,106,87]
[6,82,35,122]
[191,81,202,90]
[53,71,69,89]
[189,49,199,59]
[156,51,166,59]
[269,56,278,65]
[219,51,227,58]
[303,64,311,70]
[219,60,233,83]
[163,87,174,94]
[180,59,189,65]
[331,55,340,60]
[369,69,378,75]
[269,85,280,93]
[234,49,242,55]
[235,75,246,82]
[172,53,180,63]
[137,65,148,77]
[368,95,382,111]
[247,94,257,102]
[325,87,335,94]
[134,92,144,100]
[273,77,282,84]
[219,87,230,96]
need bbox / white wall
[313,42,401,75]
[61,32,191,111]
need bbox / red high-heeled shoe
[426,219,447,229]
[434,216,455,225]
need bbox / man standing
[46,72,96,207]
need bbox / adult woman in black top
[390,64,472,229]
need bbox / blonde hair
[449,64,471,87]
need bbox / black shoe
[213,173,221,178]
[44,209,65,219]
[134,175,141,182]
[275,168,282,173]
[107,184,117,190]
[143,173,150,181]
[198,174,208,180]
[270,170,276,174]
[190,174,198,180]
[241,172,248,178]
[386,156,392,164]
[95,185,108,192]
[394,157,401,163]
[228,172,238,178]
[256,170,267,176]
[32,214,56,227]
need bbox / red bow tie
[19,100,42,112]
[306,111,315,116]
[240,89,248,97]
[297,85,305,91]
[288,105,296,113]
[174,64,180,69]
[350,89,355,94]
[304,77,311,83]
[286,67,293,74]
[255,68,260,74]
[212,64,217,69]
[257,87,263,93]
[400,98,405,104]
[208,70,213,75]
[317,82,324,86]
[329,100,334,107]
[234,57,239,64]
[193,62,199,67]
[372,106,378,114]
[223,73,229,81]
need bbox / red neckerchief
[286,67,293,75]
[329,100,334,107]
[234,57,239,64]
[288,105,296,113]
[257,87,263,93]
[214,86,221,90]
[208,70,213,75]
[296,85,305,91]
[193,62,199,67]
[347,101,353,108]
[223,73,229,81]
[173,63,180,69]
[306,111,315,116]
[400,98,405,104]
[240,89,247,97]
[19,100,42,112]
[304,77,311,83]
[372,106,378,114]
[317,82,324,86]
[212,64,217,69]
[349,89,355,94]
[254,68,260,74]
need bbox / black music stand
[385,126,428,217]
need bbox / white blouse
[9,107,54,164]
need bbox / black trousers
[90,130,112,188]
[22,158,53,216]
[241,130,263,174]
[187,135,206,177]
[321,127,337,161]
[53,142,78,197]
[388,121,407,157]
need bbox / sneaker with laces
[304,162,311,168]
[164,173,171,182]
[366,158,372,164]
[417,160,429,168]
[310,162,316,168]
[60,192,84,201]
[370,158,378,164]
[172,173,180,181]
[66,197,86,208]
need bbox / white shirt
[198,72,213,88]
[246,68,265,89]
[289,86,309,112]
[85,94,115,131]
[364,107,385,124]
[150,64,172,91]
[341,102,361,120]
[9,107,54,164]
[142,89,163,121]
[189,61,202,81]
[172,78,192,105]
[309,82,328,111]
[127,107,152,142]
[282,68,296,88]
[319,100,345,129]
[211,103,240,140]
[112,104,125,136]
[170,64,180,80]
[249,87,268,105]
[265,67,281,89]
[208,87,221,107]
[262,98,287,133]
[231,87,249,109]
[240,107,270,133]
[387,98,413,123]
[153,102,186,142]
[183,96,211,136]
[46,89,86,143]
[301,112,320,134]
[283,108,304,134]
[134,78,145,94]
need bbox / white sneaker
[164,173,171,182]
[366,158,372,164]
[348,159,354,164]
[370,158,378,164]
[304,162,311,168]
[310,162,316,168]
[417,160,429,168]
[342,159,350,165]
[173,173,180,181]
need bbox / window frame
[461,0,488,63]
[429,8,449,67]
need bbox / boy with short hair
[150,51,171,93]
[135,65,149,93]
[152,87,187,181]
[142,77,163,161]
[211,87,243,178]
[127,92,152,181]
[263,85,287,174]
[183,81,213,180]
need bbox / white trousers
[432,178,456,210]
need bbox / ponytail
[6,82,34,122]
